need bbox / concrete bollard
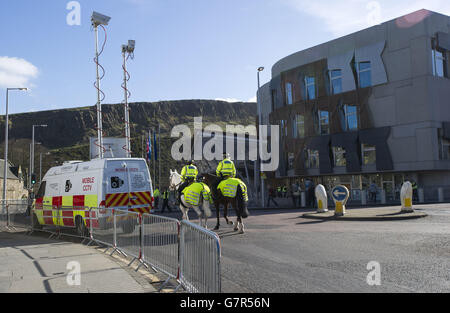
[381,190,386,204]
[361,190,367,205]
[315,185,328,213]
[400,181,414,213]
[418,188,424,203]
[301,192,306,208]
[438,188,444,203]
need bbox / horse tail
[237,185,249,219]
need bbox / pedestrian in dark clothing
[267,188,279,207]
[161,189,172,213]
[308,183,316,208]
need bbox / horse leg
[224,203,233,225]
[238,217,244,234]
[213,201,220,231]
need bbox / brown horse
[203,173,249,233]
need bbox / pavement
[0,231,157,293]
[301,206,428,221]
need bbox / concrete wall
[260,10,450,184]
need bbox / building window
[280,120,288,138]
[288,152,295,170]
[285,82,293,105]
[439,138,450,160]
[292,115,305,139]
[432,39,448,78]
[358,61,372,88]
[330,69,342,94]
[362,144,376,165]
[305,76,316,100]
[318,110,330,135]
[342,104,359,131]
[332,147,346,167]
[305,149,319,169]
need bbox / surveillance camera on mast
[91,11,111,27]
[122,40,136,54]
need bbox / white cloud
[247,96,257,103]
[0,56,39,88]
[215,98,243,103]
[284,0,450,37]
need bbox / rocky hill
[0,100,257,188]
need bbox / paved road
[0,231,155,293]
[200,204,450,293]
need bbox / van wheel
[32,214,43,230]
[76,217,88,237]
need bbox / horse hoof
[233,227,238,232]
[213,226,219,231]
[238,230,244,234]
[227,221,233,225]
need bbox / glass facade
[285,82,293,105]
[330,69,342,94]
[358,61,372,88]
[362,144,376,165]
[305,76,316,100]
[333,146,346,167]
[318,111,330,135]
[305,149,319,169]
[343,105,358,131]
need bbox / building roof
[0,160,20,180]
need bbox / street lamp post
[39,151,51,184]
[30,125,47,188]
[257,67,265,208]
[2,88,27,213]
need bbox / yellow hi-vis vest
[218,178,248,201]
[182,182,212,206]
[216,158,236,177]
[181,165,198,182]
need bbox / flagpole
[158,124,161,190]
[153,128,156,188]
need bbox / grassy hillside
[0,100,257,188]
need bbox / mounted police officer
[178,160,198,204]
[213,153,236,192]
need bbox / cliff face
[0,100,257,187]
[2,100,256,149]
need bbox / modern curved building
[258,9,450,202]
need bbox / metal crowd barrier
[179,220,221,293]
[1,202,222,293]
[142,214,180,287]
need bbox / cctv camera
[127,40,136,52]
[91,11,111,26]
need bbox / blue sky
[0,0,449,114]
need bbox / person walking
[308,182,316,208]
[369,182,378,203]
[291,182,301,208]
[161,189,172,213]
[267,187,279,208]
[153,188,160,210]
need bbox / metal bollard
[438,188,444,203]
[301,192,306,208]
[418,188,424,203]
[381,190,386,204]
[361,190,367,205]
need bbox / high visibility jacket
[282,186,287,192]
[182,182,212,206]
[218,178,248,201]
[181,165,198,182]
[412,182,418,190]
[153,189,160,198]
[216,158,236,178]
[162,191,170,200]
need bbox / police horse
[203,173,249,234]
[168,169,212,229]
